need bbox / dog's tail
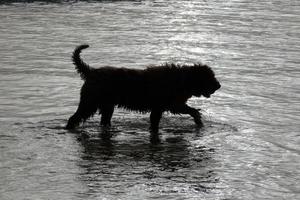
[72,44,91,80]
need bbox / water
[0,0,299,199]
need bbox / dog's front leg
[171,104,203,127]
[188,106,203,127]
[149,109,163,133]
[100,105,114,127]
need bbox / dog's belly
[116,93,153,112]
[115,92,190,113]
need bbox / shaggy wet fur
[66,44,221,132]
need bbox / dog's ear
[181,67,199,94]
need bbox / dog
[66,44,221,133]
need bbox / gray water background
[0,0,299,199]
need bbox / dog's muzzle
[203,81,221,98]
[216,82,221,90]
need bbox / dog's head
[184,64,221,98]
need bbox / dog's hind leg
[150,109,163,133]
[66,111,82,129]
[171,104,203,127]
[100,105,114,127]
[66,100,97,129]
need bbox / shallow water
[0,0,299,199]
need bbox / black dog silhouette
[66,45,221,133]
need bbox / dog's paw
[194,119,204,128]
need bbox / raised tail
[72,44,90,80]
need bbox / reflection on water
[74,121,218,199]
[0,0,299,199]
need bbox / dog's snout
[215,81,221,90]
